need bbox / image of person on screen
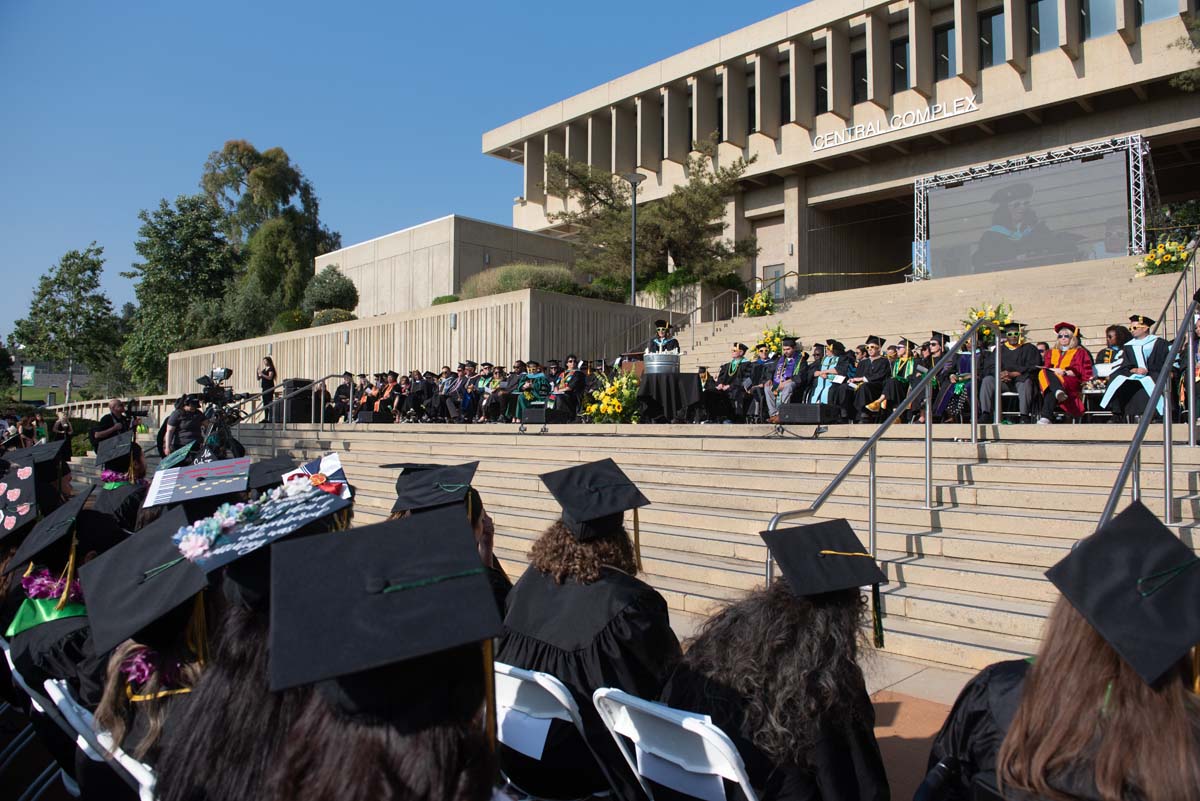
[971,182,1081,271]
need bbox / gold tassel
[56,536,78,611]
[482,638,496,751]
[23,561,34,578]
[186,591,209,665]
[1192,646,1199,695]
[633,508,643,573]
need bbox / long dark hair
[674,580,868,765]
[156,600,311,801]
[998,596,1200,801]
[529,520,637,584]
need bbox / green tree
[544,136,758,299]
[1170,15,1200,92]
[0,343,14,392]
[11,243,119,402]
[120,194,241,391]
[302,264,359,314]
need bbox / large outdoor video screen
[927,152,1130,277]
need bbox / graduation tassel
[482,638,497,751]
[56,536,78,611]
[186,591,209,666]
[871,583,884,649]
[1192,646,1199,695]
[632,508,643,573]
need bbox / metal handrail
[235,373,349,456]
[764,316,993,584]
[751,270,802,300]
[600,287,743,360]
[1151,248,1198,338]
[1098,295,1198,527]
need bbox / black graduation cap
[5,439,71,483]
[654,319,669,329]
[540,458,649,541]
[92,483,142,519]
[1002,320,1023,331]
[865,335,885,347]
[94,431,137,469]
[79,507,208,654]
[0,457,38,542]
[379,462,438,473]
[5,486,95,575]
[391,462,479,514]
[248,455,296,492]
[1046,501,1200,686]
[931,331,948,344]
[1130,314,1155,328]
[172,484,352,574]
[143,457,251,509]
[268,504,503,696]
[760,518,887,596]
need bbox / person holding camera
[257,356,277,423]
[163,395,205,458]
[91,398,137,446]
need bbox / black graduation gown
[9,614,109,709]
[659,663,889,801]
[992,342,1042,381]
[647,337,680,353]
[715,360,751,418]
[93,483,149,532]
[496,566,682,801]
[851,357,891,417]
[1106,336,1171,416]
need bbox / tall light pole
[622,172,646,306]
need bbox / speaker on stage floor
[521,407,547,424]
[356,411,393,424]
[778,403,839,424]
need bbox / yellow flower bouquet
[742,290,776,318]
[759,322,798,357]
[1137,240,1189,277]
[585,371,640,423]
[960,301,1015,346]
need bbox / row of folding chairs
[0,635,155,801]
[494,662,758,801]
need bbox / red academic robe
[1038,347,1094,418]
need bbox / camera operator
[164,394,205,457]
[91,398,138,446]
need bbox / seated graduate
[646,319,680,353]
[263,507,501,801]
[1036,322,1095,424]
[659,519,890,801]
[156,459,353,801]
[1101,313,1170,421]
[925,501,1200,801]
[871,337,919,418]
[325,371,353,422]
[497,459,682,801]
[92,431,149,531]
[810,341,847,408]
[978,322,1042,424]
[548,355,586,422]
[846,335,890,422]
[933,336,978,422]
[4,486,127,709]
[713,343,752,421]
[762,338,803,423]
[386,461,511,614]
[81,507,211,766]
[477,365,508,422]
[515,359,551,418]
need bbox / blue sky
[0,0,805,332]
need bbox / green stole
[5,596,88,638]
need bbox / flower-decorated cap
[79,506,208,654]
[248,455,297,493]
[5,485,126,575]
[267,504,502,704]
[540,458,649,542]
[760,518,887,596]
[391,462,479,515]
[143,457,252,509]
[94,431,137,470]
[0,457,38,543]
[865,335,885,347]
[1130,314,1155,328]
[4,438,71,484]
[1046,501,1200,686]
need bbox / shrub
[271,309,311,333]
[460,263,580,299]
[311,308,357,327]
[431,294,459,306]
[302,265,359,314]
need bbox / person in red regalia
[1036,322,1094,424]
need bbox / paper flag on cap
[283,453,352,500]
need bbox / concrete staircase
[677,257,1180,371]
[75,421,1200,672]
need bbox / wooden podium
[620,351,645,379]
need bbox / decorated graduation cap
[282,453,352,500]
[5,486,126,584]
[0,457,38,542]
[158,441,195,470]
[390,462,479,515]
[865,335,885,347]
[761,517,887,646]
[94,431,138,470]
[143,457,251,509]
[540,458,649,544]
[79,507,208,654]
[5,486,94,575]
[1129,314,1155,328]
[248,455,296,493]
[1046,501,1200,686]
[267,505,503,729]
[5,438,71,483]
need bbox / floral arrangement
[175,475,328,561]
[961,302,1014,346]
[1137,240,1189,276]
[100,469,149,488]
[743,290,776,318]
[758,322,798,357]
[120,646,186,688]
[585,371,640,424]
[22,567,83,603]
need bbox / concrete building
[483,0,1200,296]
[314,214,576,318]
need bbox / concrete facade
[314,215,576,318]
[483,0,1200,295]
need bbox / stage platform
[75,419,1200,672]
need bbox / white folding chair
[44,679,157,801]
[592,687,759,801]
[493,661,602,800]
[1,636,79,799]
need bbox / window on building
[747,84,757,134]
[780,74,791,123]
[851,50,868,104]
[979,8,1006,68]
[687,93,694,149]
[716,88,724,142]
[934,24,956,80]
[1080,0,1118,39]
[1029,0,1059,54]
[815,63,829,114]
[892,38,910,93]
[659,104,665,158]
[1137,0,1178,25]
